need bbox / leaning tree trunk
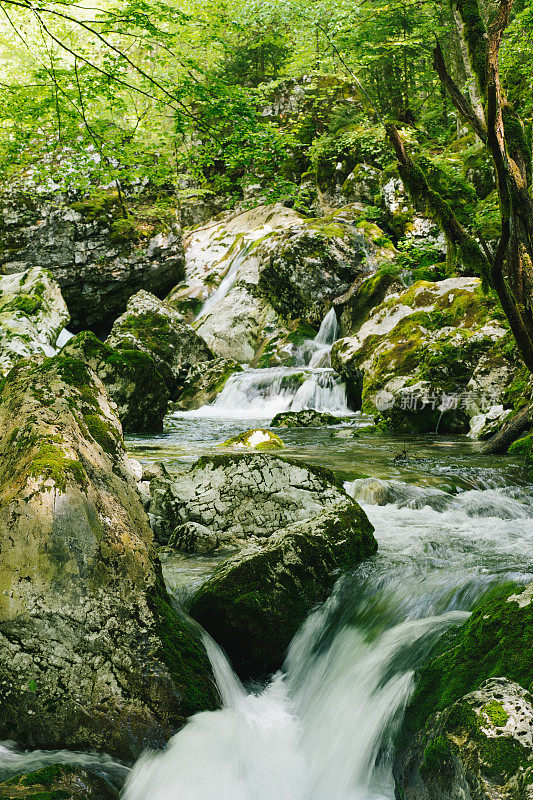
[386,0,533,373]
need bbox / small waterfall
[184,367,350,419]
[123,578,468,800]
[314,308,339,345]
[195,246,251,321]
[297,308,340,369]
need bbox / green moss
[82,413,118,455]
[482,701,509,728]
[0,294,43,316]
[404,584,533,738]
[53,356,93,390]
[219,429,284,450]
[29,443,87,492]
[421,735,454,774]
[508,433,533,457]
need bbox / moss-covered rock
[0,763,119,799]
[219,428,284,450]
[271,409,343,427]
[331,278,513,433]
[107,290,212,399]
[174,357,243,410]
[0,355,218,759]
[189,499,377,678]
[61,331,169,432]
[394,584,533,800]
[0,267,69,376]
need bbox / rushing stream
[123,406,533,800]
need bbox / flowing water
[123,407,533,800]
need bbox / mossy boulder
[335,268,402,337]
[189,500,377,678]
[271,409,343,427]
[508,433,533,469]
[0,355,218,759]
[0,763,119,800]
[107,290,212,399]
[61,331,170,432]
[331,278,512,433]
[148,453,351,550]
[0,267,70,376]
[219,428,284,450]
[394,585,533,800]
[174,357,243,410]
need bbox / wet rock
[395,678,533,800]
[169,521,219,554]
[341,164,381,204]
[219,429,284,450]
[395,583,533,799]
[271,409,343,427]
[189,500,377,678]
[0,763,119,800]
[107,290,212,399]
[0,267,69,376]
[0,192,185,334]
[148,453,349,548]
[0,355,218,759]
[61,330,170,432]
[331,278,513,434]
[174,357,243,410]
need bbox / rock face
[148,453,349,549]
[182,204,374,363]
[61,331,170,432]
[331,277,517,434]
[173,357,242,410]
[0,192,185,333]
[395,584,533,800]
[189,500,377,678]
[271,409,343,427]
[0,267,70,376]
[0,355,218,759]
[107,290,212,399]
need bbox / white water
[124,479,532,800]
[178,366,350,419]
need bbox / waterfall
[182,366,350,419]
[195,246,251,321]
[123,578,468,800]
[314,308,339,345]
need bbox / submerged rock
[148,453,349,549]
[189,500,377,678]
[0,355,218,758]
[271,409,343,427]
[0,267,69,376]
[107,290,212,399]
[332,278,515,434]
[0,191,185,333]
[61,330,170,432]
[219,429,284,450]
[395,584,533,800]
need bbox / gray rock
[0,354,218,759]
[148,453,348,548]
[0,192,185,333]
[0,267,69,376]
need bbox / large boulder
[271,409,343,427]
[331,278,516,434]
[183,204,370,363]
[107,290,212,399]
[189,500,377,678]
[0,191,185,334]
[395,584,533,800]
[0,267,69,376]
[148,452,349,550]
[0,355,218,759]
[61,331,170,432]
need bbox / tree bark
[482,405,533,454]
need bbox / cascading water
[184,366,350,418]
[123,473,532,800]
